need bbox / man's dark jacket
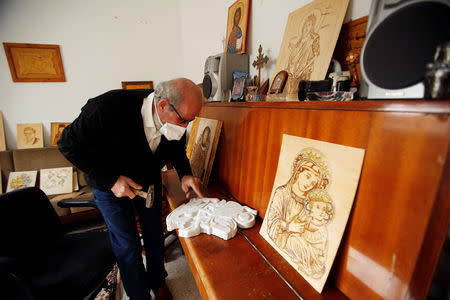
[58,89,192,192]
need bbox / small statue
[252,45,269,87]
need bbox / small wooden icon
[269,70,288,94]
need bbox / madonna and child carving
[260,134,365,293]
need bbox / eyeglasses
[170,103,194,125]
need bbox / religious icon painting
[270,0,349,101]
[17,123,44,149]
[50,122,71,146]
[260,134,365,293]
[225,0,251,54]
[186,117,223,188]
[6,171,38,192]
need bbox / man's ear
[157,98,170,112]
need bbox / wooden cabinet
[198,100,449,299]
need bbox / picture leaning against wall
[269,0,349,101]
[260,134,365,293]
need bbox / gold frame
[3,42,66,82]
[121,81,154,90]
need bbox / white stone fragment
[166,197,258,240]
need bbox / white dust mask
[160,123,186,141]
[153,96,186,141]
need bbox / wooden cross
[252,45,269,87]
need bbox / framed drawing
[0,111,6,151]
[3,42,65,82]
[260,134,365,293]
[225,0,251,54]
[121,81,154,90]
[269,70,288,94]
[6,171,38,192]
[40,167,73,195]
[270,0,349,101]
[51,122,71,146]
[17,123,44,149]
[186,117,223,188]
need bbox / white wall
[0,0,370,150]
[0,0,182,149]
[179,0,371,84]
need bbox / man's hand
[181,175,205,199]
[111,175,142,199]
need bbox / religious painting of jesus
[225,0,251,54]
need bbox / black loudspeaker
[360,0,450,99]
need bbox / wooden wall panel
[199,101,450,299]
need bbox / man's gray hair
[154,80,183,109]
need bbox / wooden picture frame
[0,111,6,151]
[269,71,288,94]
[17,123,44,149]
[225,0,251,54]
[186,117,223,188]
[3,42,66,82]
[50,122,71,146]
[121,81,154,90]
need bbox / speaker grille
[203,75,212,99]
[363,1,450,89]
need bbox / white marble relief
[166,198,257,240]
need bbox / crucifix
[252,44,269,88]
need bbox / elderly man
[58,78,204,300]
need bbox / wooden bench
[163,100,450,299]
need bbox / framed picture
[231,71,248,101]
[40,167,73,195]
[17,123,44,149]
[260,134,364,293]
[3,42,65,82]
[225,0,251,54]
[121,81,154,90]
[270,0,349,101]
[6,171,38,192]
[51,122,71,146]
[0,111,6,151]
[186,117,223,188]
[269,71,288,94]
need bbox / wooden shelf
[204,99,450,114]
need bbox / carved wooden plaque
[17,123,44,149]
[186,117,222,188]
[270,0,349,101]
[260,134,365,293]
[3,42,66,82]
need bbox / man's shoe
[153,285,173,300]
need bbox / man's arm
[58,99,119,190]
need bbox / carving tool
[131,185,154,208]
